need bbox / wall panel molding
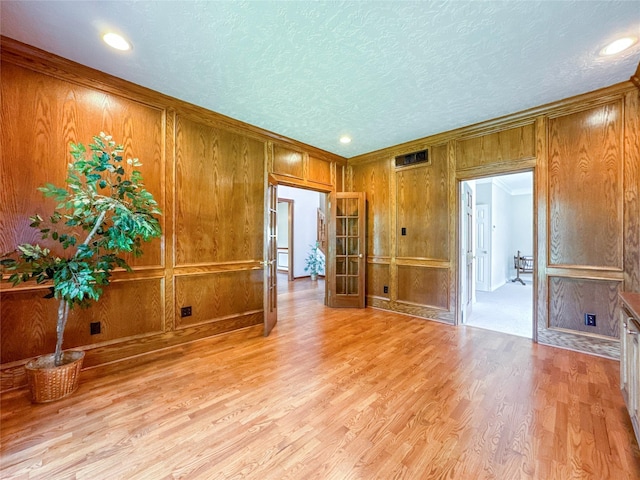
[349,82,634,167]
[368,298,455,324]
[455,158,537,180]
[396,265,449,310]
[547,276,621,339]
[0,315,263,392]
[536,328,620,359]
[1,277,165,365]
[545,266,624,281]
[396,144,449,261]
[351,158,391,258]
[0,62,166,268]
[366,263,390,300]
[0,36,344,392]
[174,114,265,266]
[273,145,304,180]
[350,80,638,359]
[455,123,536,170]
[623,90,640,291]
[0,37,347,166]
[547,100,624,270]
[174,270,263,329]
[308,155,333,186]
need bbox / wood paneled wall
[396,145,450,260]
[175,115,265,265]
[455,123,536,170]
[1,278,164,364]
[0,38,345,391]
[0,62,166,267]
[350,141,456,323]
[547,103,623,269]
[270,145,337,192]
[349,79,640,359]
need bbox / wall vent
[395,149,429,168]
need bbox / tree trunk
[54,300,70,366]
[52,209,106,366]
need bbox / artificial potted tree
[304,242,325,281]
[0,133,162,403]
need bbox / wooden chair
[511,250,533,285]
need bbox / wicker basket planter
[1,134,161,405]
[25,350,85,403]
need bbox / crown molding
[0,35,348,166]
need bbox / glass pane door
[328,192,366,308]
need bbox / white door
[475,204,490,292]
[461,183,474,323]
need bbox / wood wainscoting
[0,37,346,392]
[349,78,640,359]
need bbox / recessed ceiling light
[339,136,352,144]
[103,32,132,51]
[600,37,637,56]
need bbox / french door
[327,192,366,308]
[263,181,277,336]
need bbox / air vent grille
[395,149,429,168]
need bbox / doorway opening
[276,185,326,302]
[277,198,294,281]
[460,171,533,338]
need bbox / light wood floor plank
[1,277,639,479]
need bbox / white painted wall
[276,202,288,249]
[276,201,289,271]
[474,175,533,291]
[278,186,325,278]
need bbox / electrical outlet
[585,313,596,327]
[401,227,407,236]
[90,322,101,335]
[383,285,389,294]
[181,306,192,318]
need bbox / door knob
[358,253,363,258]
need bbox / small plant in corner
[304,242,325,280]
[0,133,162,401]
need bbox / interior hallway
[1,276,638,479]
[277,271,324,299]
[465,273,533,338]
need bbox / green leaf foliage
[0,132,163,310]
[303,242,325,275]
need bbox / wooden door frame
[277,198,295,281]
[266,176,333,303]
[455,168,537,342]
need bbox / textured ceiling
[1,1,639,157]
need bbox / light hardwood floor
[1,276,639,479]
